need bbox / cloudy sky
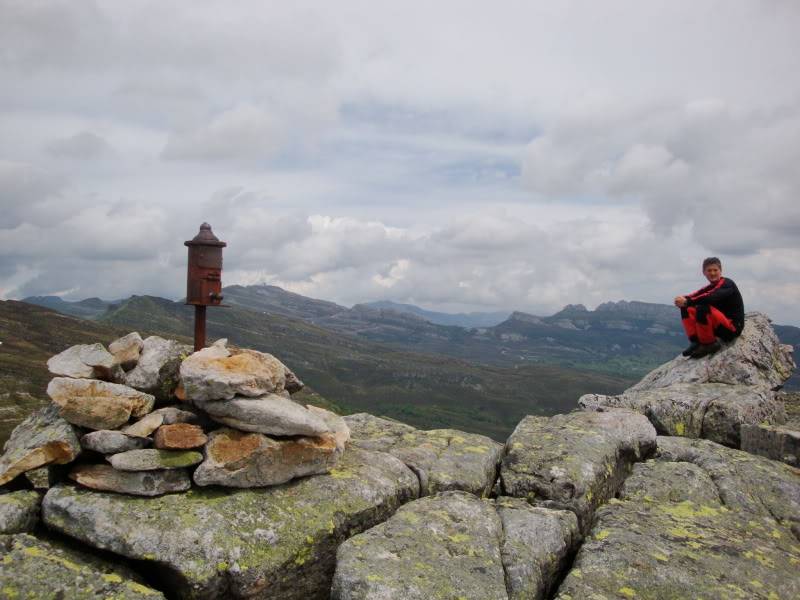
[1,1,799,324]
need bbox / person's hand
[674,296,687,308]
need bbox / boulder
[500,409,656,532]
[0,404,81,486]
[0,533,165,599]
[47,377,155,430]
[154,423,208,450]
[180,346,289,402]
[42,446,417,599]
[81,430,151,454]
[47,342,122,381]
[121,412,164,437]
[70,463,192,496]
[554,442,800,599]
[108,449,203,471]
[193,428,341,488]
[345,413,502,496]
[0,490,40,533]
[109,331,144,371]
[627,312,794,392]
[331,491,508,600]
[580,382,786,447]
[125,336,189,400]
[199,393,331,437]
[495,497,580,600]
[741,423,800,467]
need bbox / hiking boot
[691,340,721,359]
[682,341,700,357]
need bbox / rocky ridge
[1,314,798,599]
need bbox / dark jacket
[686,277,745,332]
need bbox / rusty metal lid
[185,223,227,247]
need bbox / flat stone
[331,491,508,600]
[124,336,189,400]
[42,446,417,599]
[109,331,144,371]
[741,423,800,466]
[628,312,795,392]
[345,413,502,496]
[0,490,41,533]
[180,346,289,402]
[0,404,81,486]
[199,393,331,437]
[154,423,207,450]
[121,413,164,437]
[81,430,151,454]
[0,533,165,599]
[555,448,800,600]
[495,496,580,600]
[656,436,800,536]
[193,428,341,488]
[70,463,191,496]
[500,409,656,532]
[47,377,155,430]
[47,342,121,381]
[108,449,203,471]
[580,382,786,448]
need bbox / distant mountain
[22,295,113,319]
[361,300,509,328]
[222,284,346,320]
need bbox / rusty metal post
[185,223,226,352]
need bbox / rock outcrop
[579,312,794,448]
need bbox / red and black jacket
[686,277,745,332]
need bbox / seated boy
[674,257,744,358]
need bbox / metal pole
[194,305,206,351]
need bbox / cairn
[0,332,349,496]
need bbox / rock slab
[47,377,155,430]
[500,409,656,532]
[345,413,502,497]
[47,342,120,381]
[43,446,417,599]
[108,449,203,471]
[154,423,208,450]
[332,490,508,600]
[0,404,81,485]
[199,393,330,437]
[0,533,165,599]
[81,430,151,454]
[70,463,192,496]
[741,423,800,467]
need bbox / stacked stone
[0,332,349,498]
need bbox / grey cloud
[45,131,114,159]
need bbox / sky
[1,1,799,324]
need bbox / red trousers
[681,305,736,344]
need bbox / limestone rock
[495,497,580,600]
[70,463,191,496]
[109,331,144,371]
[628,312,795,392]
[108,449,203,471]
[47,342,121,381]
[42,446,417,599]
[47,377,155,430]
[331,491,508,600]
[81,430,151,454]
[0,404,81,486]
[154,423,207,450]
[555,444,800,599]
[656,436,800,535]
[199,393,331,437]
[0,490,40,533]
[193,428,340,488]
[580,382,786,447]
[345,413,502,496]
[125,336,189,400]
[741,423,800,466]
[0,533,165,599]
[500,409,656,532]
[180,346,289,402]
[121,412,164,437]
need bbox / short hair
[702,257,721,270]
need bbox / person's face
[703,263,722,283]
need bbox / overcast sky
[1,1,799,324]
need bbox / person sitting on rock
[674,257,744,359]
